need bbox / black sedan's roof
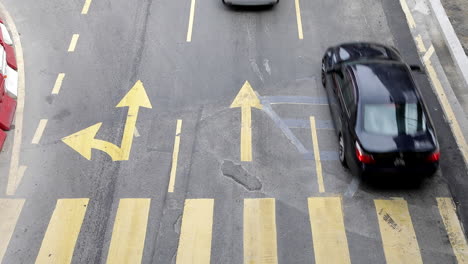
[347,61,419,104]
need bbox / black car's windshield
[363,103,427,136]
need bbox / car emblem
[394,157,405,166]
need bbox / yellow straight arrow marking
[62,80,152,161]
[230,81,262,162]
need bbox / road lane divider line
[176,199,214,264]
[106,199,151,264]
[35,199,89,264]
[437,198,468,263]
[186,0,196,42]
[168,119,182,193]
[310,116,325,193]
[31,119,48,144]
[423,45,435,62]
[400,0,416,29]
[294,0,304,39]
[415,35,427,53]
[81,0,93,14]
[244,198,278,264]
[308,197,351,264]
[68,34,80,52]
[374,199,423,264]
[0,199,25,263]
[51,73,65,94]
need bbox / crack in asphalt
[221,160,262,191]
[129,0,154,84]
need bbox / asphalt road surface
[1,0,468,263]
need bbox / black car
[222,0,278,6]
[321,42,439,177]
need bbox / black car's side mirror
[410,64,424,73]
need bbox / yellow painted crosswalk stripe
[35,199,88,264]
[106,199,151,264]
[244,198,278,264]
[308,197,351,264]
[374,199,422,264]
[437,198,468,263]
[0,199,25,263]
[176,199,214,264]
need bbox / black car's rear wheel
[339,134,348,168]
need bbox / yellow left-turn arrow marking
[62,80,152,161]
[230,81,262,162]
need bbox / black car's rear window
[363,103,427,136]
[338,45,399,62]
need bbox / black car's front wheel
[321,62,326,87]
[339,134,348,168]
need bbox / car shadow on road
[358,174,432,191]
[222,4,276,13]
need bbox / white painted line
[68,34,80,52]
[168,119,182,193]
[51,73,65,94]
[423,45,435,62]
[415,35,427,53]
[81,0,93,14]
[2,1,27,196]
[6,165,27,195]
[7,165,28,195]
[0,199,25,263]
[186,0,196,42]
[400,0,416,29]
[134,127,140,138]
[294,0,304,40]
[428,0,468,92]
[32,119,48,144]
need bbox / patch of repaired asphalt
[221,160,262,191]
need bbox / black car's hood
[357,129,437,154]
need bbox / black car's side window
[331,52,338,66]
[340,72,355,115]
[325,49,333,67]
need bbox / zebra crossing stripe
[374,199,423,264]
[106,199,151,264]
[437,198,468,264]
[176,199,214,263]
[244,198,278,264]
[35,199,88,264]
[308,197,351,264]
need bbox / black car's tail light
[355,142,375,164]
[426,150,440,162]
